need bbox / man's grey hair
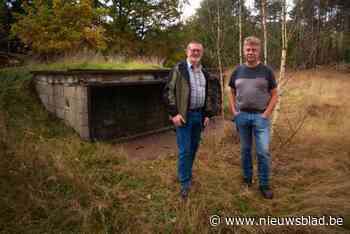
[186,40,203,49]
[244,36,261,47]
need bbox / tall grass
[25,51,165,71]
[0,66,349,233]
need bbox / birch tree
[271,0,287,137]
[216,0,225,117]
[238,0,243,64]
[261,0,268,64]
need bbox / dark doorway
[90,83,170,140]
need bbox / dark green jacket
[163,60,214,123]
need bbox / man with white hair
[163,41,213,200]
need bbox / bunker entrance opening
[90,83,170,140]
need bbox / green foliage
[345,48,350,63]
[287,0,350,68]
[163,47,186,67]
[183,0,350,68]
[6,0,184,62]
[0,0,26,54]
[3,0,350,67]
[0,0,5,27]
[0,0,7,43]
[11,0,106,55]
[105,0,182,59]
[184,0,258,68]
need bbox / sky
[181,0,257,20]
[181,0,203,20]
[181,0,293,20]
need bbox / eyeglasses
[188,49,202,53]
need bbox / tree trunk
[261,0,268,64]
[271,0,287,138]
[239,0,243,64]
[216,0,224,117]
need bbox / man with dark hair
[163,41,213,200]
[229,36,278,199]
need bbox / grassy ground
[0,66,349,233]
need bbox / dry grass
[25,51,164,71]
[0,67,349,233]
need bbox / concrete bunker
[32,69,221,141]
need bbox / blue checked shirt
[187,60,206,110]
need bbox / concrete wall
[34,75,90,139]
[32,70,173,140]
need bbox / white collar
[186,59,202,71]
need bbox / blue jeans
[176,111,203,189]
[234,112,271,187]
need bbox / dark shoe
[260,185,273,199]
[243,178,252,187]
[180,187,189,200]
